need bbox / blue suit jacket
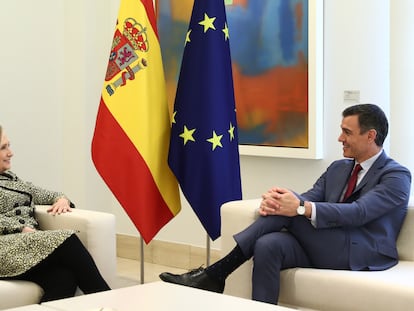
[300,151,411,270]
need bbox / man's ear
[367,129,377,142]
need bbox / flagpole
[140,236,145,284]
[206,234,211,266]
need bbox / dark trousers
[234,215,350,304]
[16,234,110,302]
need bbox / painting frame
[238,0,324,159]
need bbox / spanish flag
[92,0,180,244]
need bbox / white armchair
[221,199,414,311]
[0,205,117,310]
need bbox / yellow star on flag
[207,130,223,150]
[171,111,177,124]
[222,23,230,41]
[179,125,196,145]
[228,122,235,140]
[185,29,192,45]
[199,13,216,33]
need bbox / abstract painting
[157,0,323,158]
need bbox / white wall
[390,0,414,176]
[0,0,65,189]
[2,0,411,251]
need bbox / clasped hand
[259,187,300,217]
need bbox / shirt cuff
[310,202,317,227]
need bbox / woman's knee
[39,267,77,302]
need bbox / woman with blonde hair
[0,125,110,301]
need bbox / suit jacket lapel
[334,160,355,202]
[354,151,387,193]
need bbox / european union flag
[168,0,242,240]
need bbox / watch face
[297,205,306,215]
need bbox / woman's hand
[47,197,73,215]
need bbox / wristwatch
[297,200,306,215]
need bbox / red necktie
[342,164,362,202]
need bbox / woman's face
[0,131,13,173]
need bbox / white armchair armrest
[35,205,117,287]
[221,199,261,299]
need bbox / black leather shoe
[159,267,225,293]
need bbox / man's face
[0,132,13,173]
[338,115,374,162]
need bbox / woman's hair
[342,104,388,146]
[0,125,2,141]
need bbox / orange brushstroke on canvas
[233,52,308,132]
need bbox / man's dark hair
[342,104,388,146]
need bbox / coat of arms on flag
[104,18,149,96]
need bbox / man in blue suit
[160,104,411,304]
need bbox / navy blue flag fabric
[168,0,242,240]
